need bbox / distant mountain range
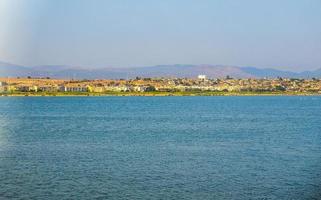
[0,61,320,79]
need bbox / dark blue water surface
[0,96,321,199]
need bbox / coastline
[1,91,320,97]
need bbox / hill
[0,62,320,79]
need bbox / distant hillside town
[1,75,321,95]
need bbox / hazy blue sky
[0,0,320,71]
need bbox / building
[5,85,16,92]
[92,86,105,93]
[133,86,147,92]
[0,83,4,93]
[0,82,7,87]
[61,86,88,92]
[29,86,38,92]
[198,75,207,81]
[38,86,58,92]
[0,82,6,92]
[105,85,130,92]
[17,85,38,92]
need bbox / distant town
[1,75,321,96]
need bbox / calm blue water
[0,96,321,199]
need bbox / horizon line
[0,60,320,73]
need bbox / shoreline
[1,92,321,97]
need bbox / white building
[198,75,207,80]
[59,86,88,92]
[0,82,4,92]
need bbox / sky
[0,0,320,71]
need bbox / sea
[0,96,320,199]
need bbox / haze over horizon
[0,0,320,71]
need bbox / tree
[145,85,156,92]
[275,85,286,91]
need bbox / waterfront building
[64,86,88,92]
[92,87,105,93]
[29,86,38,92]
[198,75,207,81]
[0,81,7,87]
[0,82,6,92]
[38,86,59,92]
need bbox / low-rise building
[105,85,130,92]
[0,82,6,92]
[92,86,105,93]
[17,85,38,92]
[0,82,7,87]
[62,86,88,92]
[198,75,207,81]
[38,85,59,92]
